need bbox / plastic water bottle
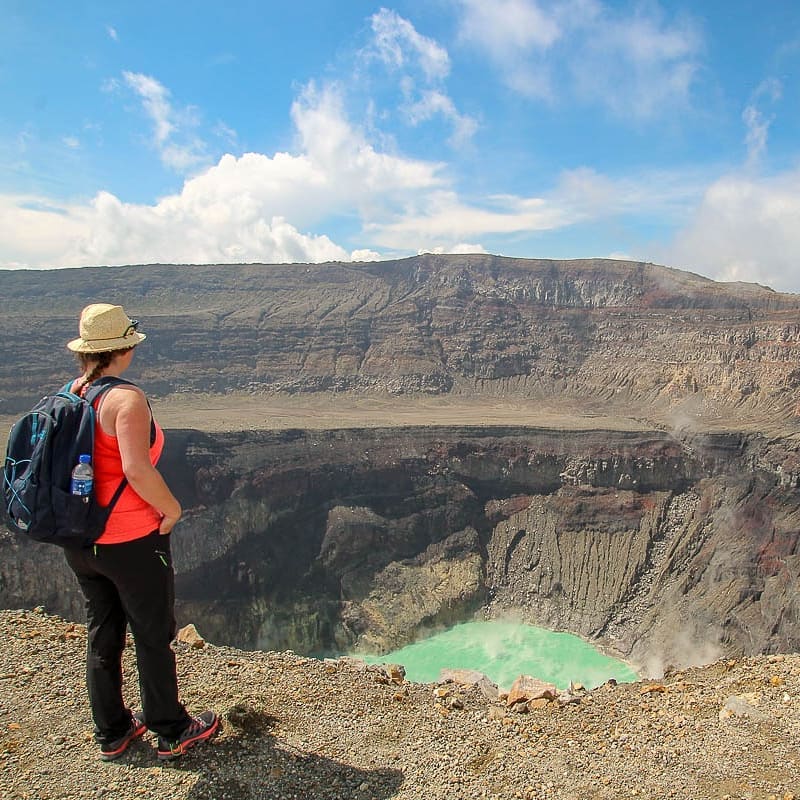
[71,454,94,503]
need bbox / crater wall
[3,426,798,672]
[1,256,798,425]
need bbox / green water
[358,621,638,690]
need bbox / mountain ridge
[1,255,798,426]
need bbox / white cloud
[552,165,706,220]
[369,8,450,82]
[405,90,478,146]
[0,77,567,267]
[459,0,562,55]
[62,136,80,149]
[213,120,238,146]
[122,71,208,172]
[607,250,633,261]
[123,72,174,143]
[662,170,800,294]
[12,55,793,293]
[457,0,564,98]
[364,162,711,253]
[743,78,782,166]
[456,0,703,117]
[106,25,118,42]
[419,243,488,255]
[571,5,702,119]
[742,106,769,166]
[656,76,799,295]
[0,83,444,268]
[351,248,382,262]
[1,78,714,272]
[290,82,444,209]
[366,190,570,250]
[365,9,477,146]
[0,196,81,268]
[0,191,349,267]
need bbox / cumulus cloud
[0,196,81,267]
[0,75,715,271]
[290,82,443,210]
[655,75,799,295]
[0,83,446,268]
[351,248,382,262]
[0,191,349,267]
[662,170,800,294]
[456,0,703,117]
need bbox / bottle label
[71,479,93,499]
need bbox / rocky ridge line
[1,256,798,424]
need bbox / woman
[64,302,219,762]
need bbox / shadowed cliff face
[3,426,798,672]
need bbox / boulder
[506,676,558,707]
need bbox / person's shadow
[159,705,405,800]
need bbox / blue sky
[2,0,799,292]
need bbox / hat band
[83,320,139,343]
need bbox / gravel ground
[1,608,798,800]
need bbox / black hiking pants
[64,531,191,744]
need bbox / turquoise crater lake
[357,621,638,690]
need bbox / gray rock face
[0,255,798,420]
[3,426,798,673]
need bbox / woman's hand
[159,508,182,535]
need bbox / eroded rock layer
[0,255,798,423]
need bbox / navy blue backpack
[3,377,131,547]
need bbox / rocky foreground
[1,610,799,800]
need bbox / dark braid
[75,347,135,393]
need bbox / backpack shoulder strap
[83,376,137,405]
[80,377,139,518]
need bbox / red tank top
[76,381,166,544]
[93,415,165,544]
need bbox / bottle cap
[79,454,91,464]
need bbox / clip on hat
[67,303,147,353]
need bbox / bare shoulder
[103,382,149,415]
[109,381,146,399]
[96,382,148,434]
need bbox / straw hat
[67,303,147,353]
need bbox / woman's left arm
[112,388,182,534]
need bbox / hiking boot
[99,712,146,761]
[156,711,220,761]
